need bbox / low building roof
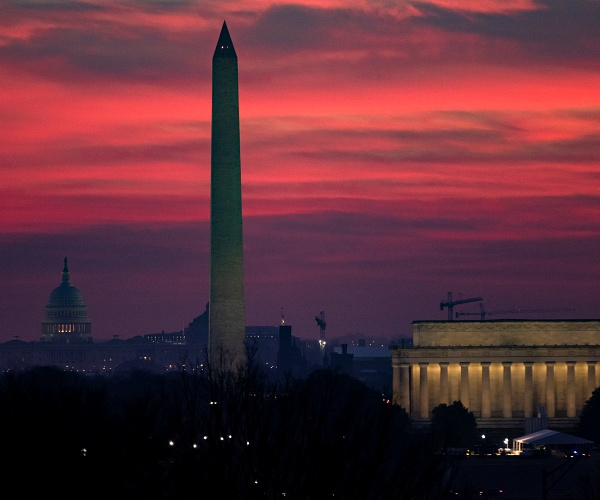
[514,429,593,446]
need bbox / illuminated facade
[41,258,91,343]
[390,320,600,430]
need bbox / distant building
[144,331,186,345]
[246,325,279,369]
[390,320,600,431]
[277,323,308,379]
[331,342,392,396]
[0,265,313,377]
[41,258,91,343]
[184,303,209,347]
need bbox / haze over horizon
[1,0,599,343]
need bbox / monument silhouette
[208,22,246,367]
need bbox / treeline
[0,359,447,499]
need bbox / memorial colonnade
[390,321,600,429]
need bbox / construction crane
[315,310,326,359]
[456,304,575,320]
[440,292,483,320]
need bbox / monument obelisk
[209,21,246,367]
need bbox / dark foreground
[448,454,600,499]
[3,365,599,499]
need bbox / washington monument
[208,21,246,367]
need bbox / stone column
[392,358,401,406]
[460,362,470,409]
[566,361,576,418]
[502,362,513,418]
[481,362,491,419]
[587,361,597,398]
[545,361,556,418]
[392,357,402,406]
[524,362,534,418]
[400,364,411,413]
[419,363,429,418]
[439,362,449,405]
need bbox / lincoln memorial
[390,320,600,430]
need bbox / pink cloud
[0,0,598,341]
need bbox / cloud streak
[0,0,598,341]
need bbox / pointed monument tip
[214,20,237,59]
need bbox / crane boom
[315,310,327,364]
[456,306,575,320]
[440,292,483,320]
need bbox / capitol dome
[41,258,91,343]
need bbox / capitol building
[41,258,92,343]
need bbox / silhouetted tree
[431,401,477,453]
[578,387,600,444]
[0,359,449,499]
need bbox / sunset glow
[1,0,598,341]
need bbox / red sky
[1,0,599,343]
